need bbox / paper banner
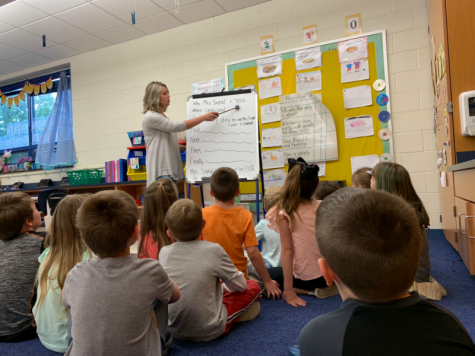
[1,96,5,105]
[41,83,47,94]
[34,85,40,96]
[13,96,19,106]
[7,98,13,108]
[0,77,52,108]
[19,91,25,101]
[46,78,53,89]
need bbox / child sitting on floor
[33,195,93,353]
[160,199,261,342]
[267,158,337,307]
[299,188,475,356]
[138,179,178,259]
[314,181,340,200]
[351,167,372,188]
[201,167,282,300]
[248,186,282,280]
[0,192,42,343]
[371,162,446,300]
[63,191,180,356]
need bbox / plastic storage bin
[127,165,147,181]
[66,169,103,186]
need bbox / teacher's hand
[201,112,219,121]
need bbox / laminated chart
[280,92,338,162]
[186,92,260,183]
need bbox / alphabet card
[345,13,362,37]
[341,59,369,83]
[262,127,283,148]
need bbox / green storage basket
[66,169,103,186]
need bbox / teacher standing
[142,81,219,187]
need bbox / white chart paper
[350,154,379,174]
[341,59,369,83]
[338,37,368,63]
[257,55,283,79]
[343,85,372,109]
[314,161,326,177]
[280,92,338,162]
[186,93,259,182]
[260,103,281,124]
[262,149,285,169]
[262,127,283,148]
[192,78,224,95]
[344,115,374,139]
[295,47,322,71]
[297,71,322,93]
[264,169,286,189]
[259,77,282,100]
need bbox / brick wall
[0,0,440,227]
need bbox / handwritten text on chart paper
[186,93,260,182]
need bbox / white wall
[0,0,440,227]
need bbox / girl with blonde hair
[33,195,93,353]
[138,179,178,259]
[142,81,220,187]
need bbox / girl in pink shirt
[138,179,178,260]
[267,158,337,307]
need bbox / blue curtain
[35,71,77,169]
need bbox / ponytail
[138,179,178,258]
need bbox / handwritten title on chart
[186,94,259,182]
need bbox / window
[0,70,69,170]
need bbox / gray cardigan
[142,111,187,187]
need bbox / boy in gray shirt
[63,191,180,356]
[0,192,42,342]
[159,199,261,342]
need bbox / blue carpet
[1,230,474,356]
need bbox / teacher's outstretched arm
[185,112,220,129]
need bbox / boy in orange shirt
[202,167,282,300]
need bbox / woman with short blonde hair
[142,82,219,186]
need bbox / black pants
[267,267,328,291]
[0,325,37,343]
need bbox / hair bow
[288,157,319,180]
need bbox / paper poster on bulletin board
[226,31,391,194]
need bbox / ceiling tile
[0,61,26,74]
[95,24,146,44]
[135,12,183,34]
[152,0,201,11]
[22,16,88,44]
[56,3,124,34]
[35,44,81,60]
[21,0,87,15]
[63,35,111,52]
[169,0,225,24]
[0,43,27,60]
[8,53,51,68]
[0,20,13,35]
[0,29,56,52]
[0,1,48,27]
[214,0,270,12]
[92,0,165,22]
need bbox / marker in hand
[219,105,240,115]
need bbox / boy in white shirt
[159,199,261,342]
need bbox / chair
[38,189,68,230]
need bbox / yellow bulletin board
[225,31,392,194]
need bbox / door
[429,0,456,245]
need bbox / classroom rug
[1,230,474,356]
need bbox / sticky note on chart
[343,85,372,109]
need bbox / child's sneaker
[430,276,447,296]
[409,279,443,301]
[236,301,260,322]
[311,284,339,299]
